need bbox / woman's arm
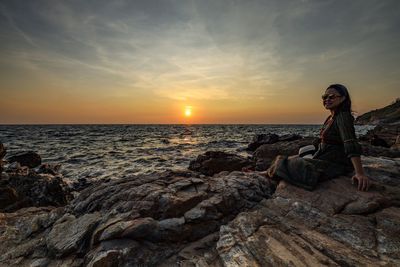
[335,112,370,191]
[350,156,370,191]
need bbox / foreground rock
[360,123,400,149]
[0,170,273,266]
[217,155,400,266]
[189,151,254,175]
[0,168,73,212]
[1,155,399,266]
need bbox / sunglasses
[322,94,341,101]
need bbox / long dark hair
[326,84,352,113]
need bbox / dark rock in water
[0,142,6,159]
[0,142,5,174]
[254,137,316,170]
[8,151,42,168]
[161,139,170,144]
[37,163,62,175]
[278,134,302,142]
[188,151,254,176]
[0,171,73,212]
[246,133,279,151]
[72,177,91,191]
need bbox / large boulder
[188,151,254,176]
[0,171,73,212]
[360,123,400,148]
[246,133,280,151]
[216,156,400,266]
[7,151,42,168]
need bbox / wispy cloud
[0,0,399,123]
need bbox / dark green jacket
[314,111,362,167]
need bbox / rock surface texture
[217,156,400,266]
[0,170,274,266]
[0,169,73,212]
[1,155,399,266]
[189,151,254,175]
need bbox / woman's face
[322,88,345,110]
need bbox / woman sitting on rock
[263,84,370,191]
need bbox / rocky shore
[1,102,399,266]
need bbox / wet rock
[246,133,279,151]
[188,151,254,176]
[0,172,73,212]
[8,151,42,168]
[216,156,400,266]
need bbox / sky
[0,0,399,124]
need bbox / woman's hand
[351,173,370,191]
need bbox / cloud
[0,0,399,118]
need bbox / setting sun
[184,106,192,117]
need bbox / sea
[0,124,373,182]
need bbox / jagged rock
[0,207,64,266]
[1,154,399,266]
[0,170,273,266]
[7,151,42,168]
[47,212,101,257]
[361,142,400,158]
[188,151,254,176]
[0,172,73,212]
[216,156,400,266]
[246,133,279,151]
[361,123,400,147]
[37,163,62,175]
[278,134,303,142]
[254,137,316,170]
